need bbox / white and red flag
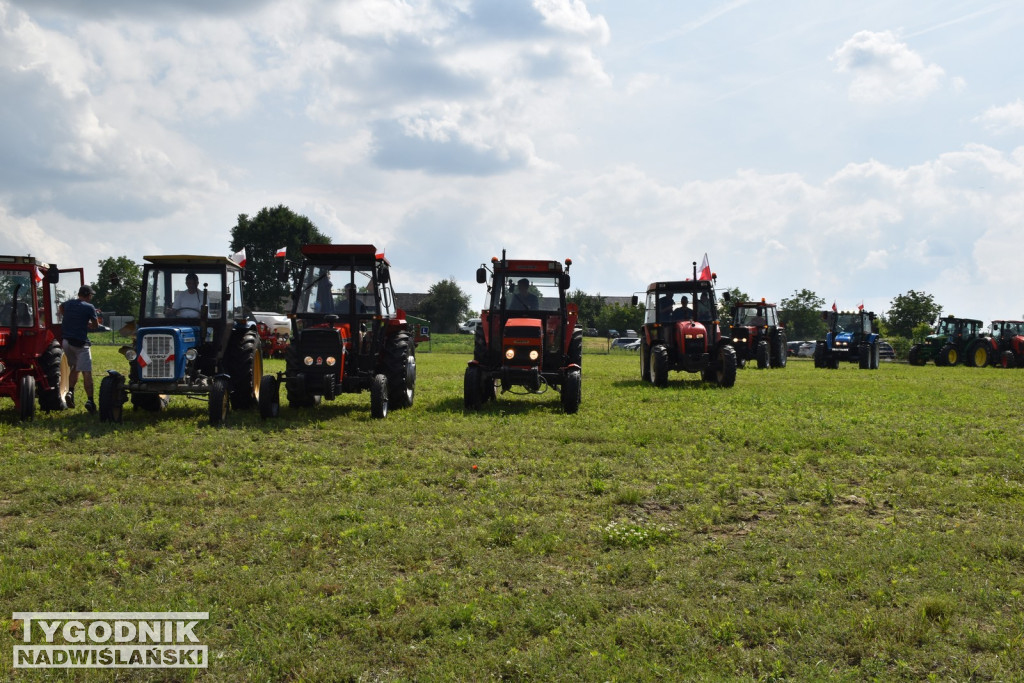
[231,248,247,268]
[33,266,44,283]
[857,301,864,311]
[698,253,711,280]
[275,246,287,258]
[832,301,838,312]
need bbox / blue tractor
[813,308,880,370]
[98,255,262,425]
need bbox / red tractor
[253,311,290,358]
[0,255,84,420]
[966,320,1024,368]
[464,252,581,413]
[634,263,737,388]
[259,244,416,419]
[728,299,787,369]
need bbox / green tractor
[907,315,984,367]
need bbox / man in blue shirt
[59,285,99,413]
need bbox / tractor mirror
[378,268,390,284]
[476,268,487,284]
[277,262,290,283]
[631,295,638,306]
[561,274,570,289]
[722,291,731,302]
[44,266,59,284]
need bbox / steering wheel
[169,307,202,316]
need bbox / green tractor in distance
[907,315,984,367]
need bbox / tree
[779,288,827,340]
[884,290,942,339]
[230,205,330,311]
[91,256,142,316]
[567,289,605,329]
[596,302,644,337]
[419,278,472,333]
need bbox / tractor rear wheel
[756,341,770,369]
[227,329,261,409]
[370,373,389,419]
[384,332,416,409]
[715,345,738,388]
[651,345,669,387]
[473,327,488,364]
[208,378,230,426]
[39,340,64,411]
[870,342,880,369]
[640,339,650,381]
[99,373,125,423]
[258,375,280,419]
[940,343,958,366]
[1001,350,1016,369]
[560,369,581,414]
[813,342,826,368]
[771,332,787,368]
[464,365,483,410]
[970,342,990,368]
[908,344,924,366]
[18,374,36,421]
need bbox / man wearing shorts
[59,285,99,413]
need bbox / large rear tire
[970,342,990,368]
[227,329,261,409]
[384,332,416,409]
[18,374,35,421]
[871,342,880,369]
[716,345,738,388]
[640,338,650,381]
[370,373,389,419]
[771,331,787,368]
[560,369,581,414]
[651,345,669,388]
[813,342,826,368]
[208,378,230,426]
[39,340,64,411]
[859,343,871,370]
[568,328,583,367]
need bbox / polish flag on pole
[698,253,712,281]
[832,301,838,312]
[231,248,247,268]
[275,247,287,258]
[33,266,44,283]
[858,301,864,311]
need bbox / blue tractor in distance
[98,255,262,425]
[814,308,880,370]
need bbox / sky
[3,0,1024,321]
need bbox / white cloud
[831,30,950,104]
[976,99,1024,134]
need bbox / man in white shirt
[168,272,203,318]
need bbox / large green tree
[719,287,751,316]
[779,288,827,340]
[596,302,644,337]
[230,205,330,311]
[420,278,472,333]
[884,290,942,339]
[567,289,605,329]
[91,256,142,316]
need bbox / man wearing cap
[59,285,99,413]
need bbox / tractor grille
[141,334,175,380]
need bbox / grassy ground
[1,345,1023,681]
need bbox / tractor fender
[562,363,581,372]
[105,369,126,380]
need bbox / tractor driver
[509,278,539,311]
[344,282,368,314]
[671,295,693,321]
[657,295,674,320]
[168,272,203,318]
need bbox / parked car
[625,329,638,337]
[787,340,805,356]
[611,336,640,350]
[458,318,482,334]
[585,327,598,337]
[797,342,816,358]
[607,329,620,338]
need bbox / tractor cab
[1,255,85,419]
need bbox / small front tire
[209,378,230,426]
[258,375,280,419]
[561,369,581,414]
[370,373,389,419]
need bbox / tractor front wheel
[132,393,166,412]
[18,374,36,421]
[1001,350,1016,369]
[940,343,958,366]
[464,365,483,410]
[227,329,262,409]
[370,373,389,419]
[98,373,125,423]
[560,369,581,414]
[209,378,230,426]
[651,345,669,387]
[756,341,770,369]
[385,332,416,409]
[859,343,871,370]
[716,345,738,388]
[258,375,280,419]
[39,340,64,411]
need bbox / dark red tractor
[966,320,1024,368]
[465,251,581,413]
[259,244,416,419]
[728,299,787,369]
[634,262,737,388]
[0,255,84,419]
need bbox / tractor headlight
[528,350,540,361]
[184,348,198,361]
[326,356,337,366]
[505,348,515,360]
[125,349,137,361]
[304,356,314,366]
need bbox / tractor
[98,255,262,426]
[907,315,984,367]
[965,320,1024,368]
[0,255,84,420]
[813,308,880,369]
[253,311,290,358]
[259,244,416,419]
[728,299,787,369]
[464,251,581,413]
[634,263,738,388]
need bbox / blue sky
[3,0,1024,320]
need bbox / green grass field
[2,343,1023,680]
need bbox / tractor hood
[835,331,856,345]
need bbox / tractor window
[228,269,244,320]
[144,267,224,319]
[502,276,561,312]
[0,271,35,326]
[296,266,377,316]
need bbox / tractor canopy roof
[645,279,716,295]
[144,255,243,271]
[939,315,983,325]
[735,300,777,308]
[492,258,567,275]
[0,255,48,269]
[300,244,389,267]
